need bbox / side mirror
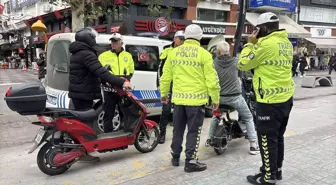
[104,64,111,71]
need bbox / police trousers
[257,97,293,181]
[103,91,122,133]
[171,105,205,162]
[159,90,172,134]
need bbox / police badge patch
[124,57,128,62]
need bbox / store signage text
[135,18,187,36]
[10,0,39,10]
[249,0,296,12]
[199,24,225,35]
[310,27,332,37]
[300,6,336,24]
[9,34,20,44]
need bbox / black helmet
[75,27,98,47]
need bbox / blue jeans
[208,95,257,142]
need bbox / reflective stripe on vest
[263,60,291,66]
[173,92,209,99]
[264,86,295,96]
[172,60,204,67]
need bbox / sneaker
[184,160,207,173]
[247,173,276,185]
[78,155,100,163]
[171,158,180,167]
[159,133,166,144]
[205,139,211,147]
[250,141,260,155]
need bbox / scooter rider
[160,24,220,173]
[238,12,295,185]
[98,33,134,133]
[69,27,132,163]
[157,30,185,144]
[206,41,259,155]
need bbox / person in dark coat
[292,52,299,77]
[329,53,336,75]
[299,53,308,77]
[36,52,46,80]
[68,27,132,163]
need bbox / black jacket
[36,58,46,79]
[68,41,124,100]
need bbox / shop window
[137,6,149,16]
[197,8,228,22]
[111,6,126,22]
[126,45,160,72]
[46,40,71,91]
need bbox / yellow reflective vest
[98,50,134,76]
[160,39,220,106]
[238,30,295,104]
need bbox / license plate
[47,95,57,105]
[34,129,46,144]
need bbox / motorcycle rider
[160,24,220,173]
[238,12,295,185]
[68,27,132,163]
[98,33,134,133]
[36,52,46,81]
[206,41,259,155]
[157,30,185,144]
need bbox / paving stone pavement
[0,69,38,84]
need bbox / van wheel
[93,106,121,134]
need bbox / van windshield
[46,40,71,91]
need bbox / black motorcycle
[209,104,247,155]
[242,77,257,128]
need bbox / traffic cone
[23,65,27,72]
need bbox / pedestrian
[299,53,308,77]
[160,24,220,173]
[36,52,46,80]
[98,33,134,133]
[68,27,132,162]
[238,12,295,185]
[157,30,185,144]
[292,52,299,77]
[205,41,259,155]
[328,53,336,75]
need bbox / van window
[46,40,71,91]
[125,45,160,71]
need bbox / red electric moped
[4,79,160,176]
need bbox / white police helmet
[184,24,203,41]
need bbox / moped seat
[44,108,98,121]
[219,104,236,112]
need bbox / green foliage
[50,0,174,23]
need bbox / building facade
[299,0,336,53]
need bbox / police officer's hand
[157,87,160,92]
[212,104,219,111]
[248,28,259,45]
[161,96,168,104]
[122,81,132,90]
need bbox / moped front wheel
[37,143,71,176]
[134,126,159,153]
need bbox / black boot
[159,132,166,144]
[184,160,207,173]
[247,173,276,185]
[171,158,180,167]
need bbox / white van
[44,33,172,133]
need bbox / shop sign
[300,6,336,24]
[92,25,107,33]
[9,34,20,44]
[10,0,39,10]
[289,38,298,47]
[310,28,332,37]
[311,0,336,6]
[135,18,188,36]
[197,24,225,35]
[111,26,120,33]
[249,0,296,12]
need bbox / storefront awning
[245,12,311,38]
[305,38,336,48]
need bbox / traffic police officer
[238,12,295,185]
[99,33,134,133]
[160,24,220,173]
[157,30,185,144]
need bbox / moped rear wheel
[134,126,159,153]
[37,143,71,176]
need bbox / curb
[293,92,336,101]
